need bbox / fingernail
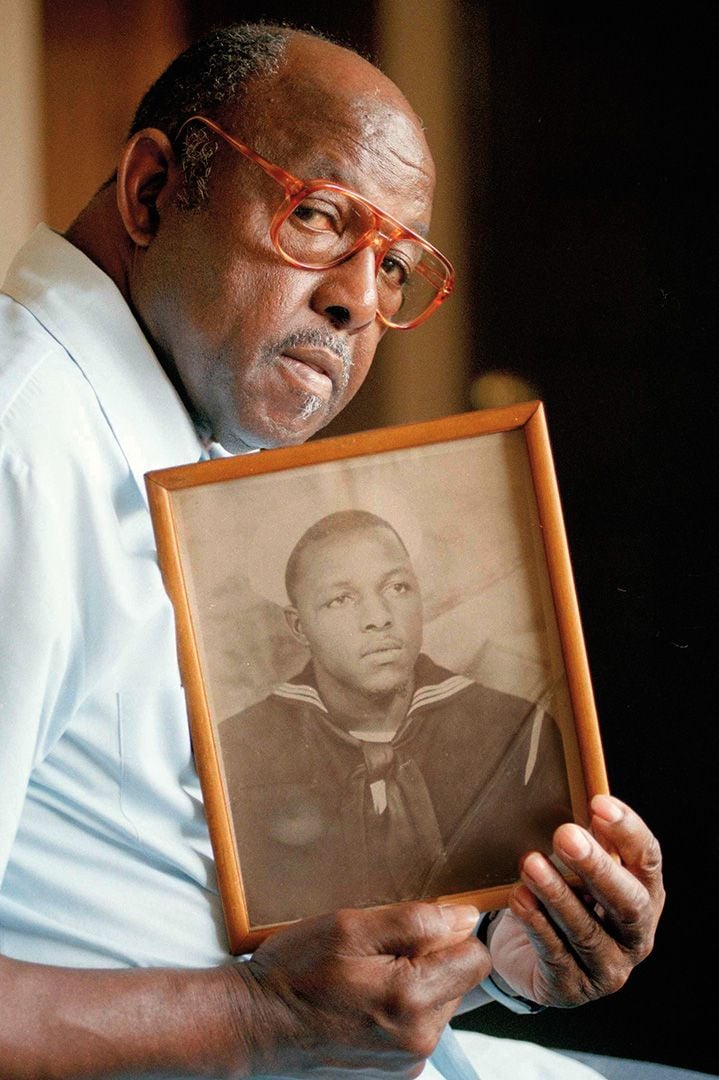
[558,824,592,859]
[522,852,554,886]
[591,794,624,824]
[439,903,480,931]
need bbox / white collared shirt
[0,228,610,1080]
[0,225,231,968]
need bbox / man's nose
[360,593,393,630]
[310,246,379,332]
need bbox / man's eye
[386,581,410,595]
[325,592,354,608]
[380,253,411,288]
[292,201,339,232]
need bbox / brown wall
[42,0,189,231]
[0,0,44,278]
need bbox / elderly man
[220,509,574,928]
[0,22,663,1080]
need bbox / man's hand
[0,903,487,1079]
[487,794,665,1008]
[227,901,489,1078]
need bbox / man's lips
[361,639,404,659]
[278,347,344,401]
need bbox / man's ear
[284,606,309,647]
[116,128,180,248]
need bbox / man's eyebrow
[315,576,356,593]
[303,156,344,181]
[379,564,415,582]
[313,562,413,593]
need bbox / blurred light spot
[470,370,540,410]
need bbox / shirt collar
[2,224,206,505]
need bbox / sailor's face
[288,527,424,697]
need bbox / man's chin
[360,676,412,700]
[218,398,334,452]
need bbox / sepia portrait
[146,403,606,952]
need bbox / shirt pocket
[117,683,208,861]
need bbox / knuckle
[614,882,662,953]
[331,906,361,942]
[616,878,649,923]
[580,912,609,955]
[398,901,437,940]
[575,969,620,1004]
[630,922,657,963]
[599,961,631,997]
[390,977,425,1019]
[391,1018,442,1060]
[471,937,494,982]
[642,833,665,879]
[541,873,570,906]
[409,1028,442,1060]
[383,967,443,1027]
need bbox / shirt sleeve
[0,444,84,883]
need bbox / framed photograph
[145,401,608,954]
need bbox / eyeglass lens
[277,187,449,327]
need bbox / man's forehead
[270,31,426,133]
[297,527,412,585]
[234,37,435,222]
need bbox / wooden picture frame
[145,401,607,954]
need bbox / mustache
[265,328,353,394]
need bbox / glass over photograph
[149,408,599,942]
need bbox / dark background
[454,4,716,1073]
[180,1,716,1071]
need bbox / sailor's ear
[284,606,310,647]
[116,128,181,247]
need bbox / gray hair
[129,23,292,207]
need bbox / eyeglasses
[175,115,455,330]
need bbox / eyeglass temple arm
[175,115,304,196]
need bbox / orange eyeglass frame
[175,114,455,329]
